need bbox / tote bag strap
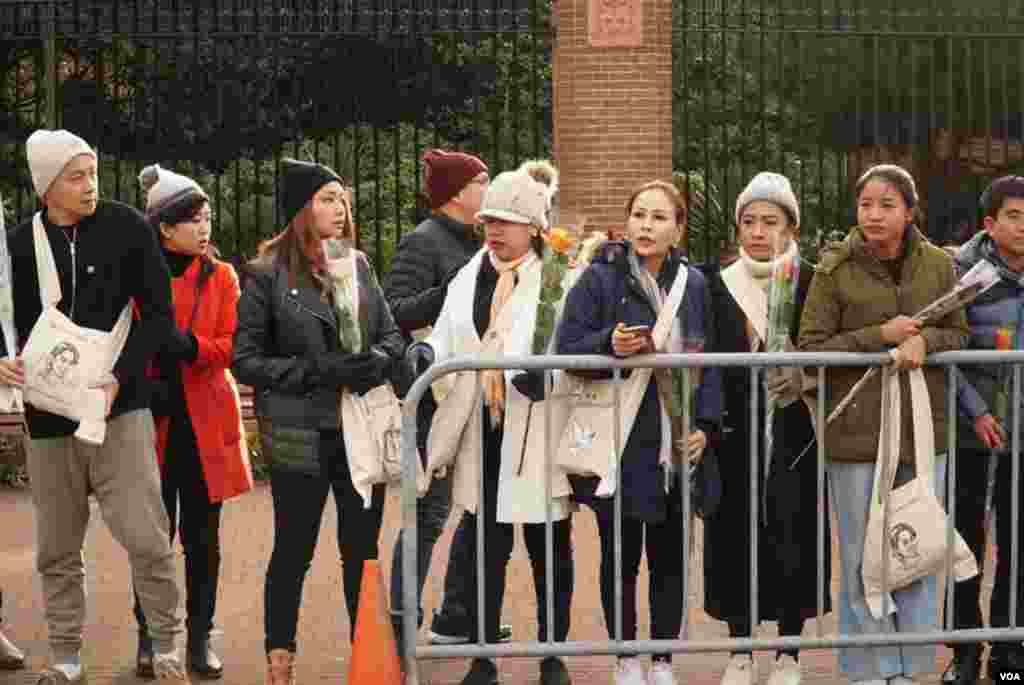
[612,263,690,456]
[32,212,61,308]
[870,366,937,516]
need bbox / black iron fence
[0,0,552,272]
[674,0,1024,263]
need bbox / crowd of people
[0,127,1023,685]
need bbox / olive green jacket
[798,226,968,463]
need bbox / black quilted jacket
[383,213,482,337]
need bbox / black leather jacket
[233,248,406,432]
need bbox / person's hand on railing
[405,342,435,380]
[975,413,1005,450]
[893,334,927,370]
[880,315,922,345]
[0,358,24,387]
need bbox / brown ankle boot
[265,649,295,685]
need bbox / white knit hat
[734,172,800,228]
[26,129,97,199]
[139,164,205,220]
[476,170,550,229]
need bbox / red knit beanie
[422,149,488,210]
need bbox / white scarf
[721,241,797,350]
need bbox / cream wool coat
[425,248,572,524]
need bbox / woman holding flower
[409,169,574,685]
[556,180,722,685]
[232,159,406,685]
[798,164,967,685]
[705,172,828,685]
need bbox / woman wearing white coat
[407,170,574,685]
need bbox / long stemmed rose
[985,324,1016,523]
[762,236,801,503]
[515,216,585,476]
[531,218,585,354]
[827,259,1001,425]
[322,238,363,354]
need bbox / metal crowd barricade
[398,350,1024,684]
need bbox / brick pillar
[552,0,673,238]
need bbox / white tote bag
[555,265,688,496]
[341,382,425,508]
[20,213,131,445]
[861,366,979,619]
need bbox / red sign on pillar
[588,0,643,47]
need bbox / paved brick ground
[0,485,975,685]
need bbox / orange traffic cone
[347,559,403,685]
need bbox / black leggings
[135,416,222,638]
[263,431,385,653]
[458,511,574,643]
[460,409,574,645]
[587,497,685,663]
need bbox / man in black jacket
[386,148,511,653]
[0,130,187,684]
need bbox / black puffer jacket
[384,213,482,337]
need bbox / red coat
[155,257,253,503]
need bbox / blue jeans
[828,455,947,681]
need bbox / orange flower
[996,327,1014,351]
[544,226,575,255]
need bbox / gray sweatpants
[25,410,183,661]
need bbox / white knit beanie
[734,171,800,228]
[26,129,97,199]
[138,164,205,220]
[476,170,550,229]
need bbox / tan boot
[265,649,295,685]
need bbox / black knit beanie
[280,158,343,228]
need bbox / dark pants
[991,447,1024,638]
[390,393,472,636]
[459,411,574,645]
[264,431,385,653]
[586,494,685,662]
[135,417,223,639]
[946,448,989,637]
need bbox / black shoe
[540,657,571,685]
[459,658,498,685]
[942,644,981,684]
[136,632,155,679]
[428,610,512,644]
[187,634,224,680]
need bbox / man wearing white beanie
[0,130,188,684]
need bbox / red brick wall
[552,0,673,238]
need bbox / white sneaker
[888,678,918,685]
[614,657,646,685]
[850,680,886,685]
[648,661,677,685]
[766,655,801,685]
[720,654,756,685]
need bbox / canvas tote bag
[323,243,424,505]
[21,213,132,445]
[555,265,688,496]
[862,365,979,619]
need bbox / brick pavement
[0,485,970,685]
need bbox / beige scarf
[721,242,797,351]
[483,250,536,427]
